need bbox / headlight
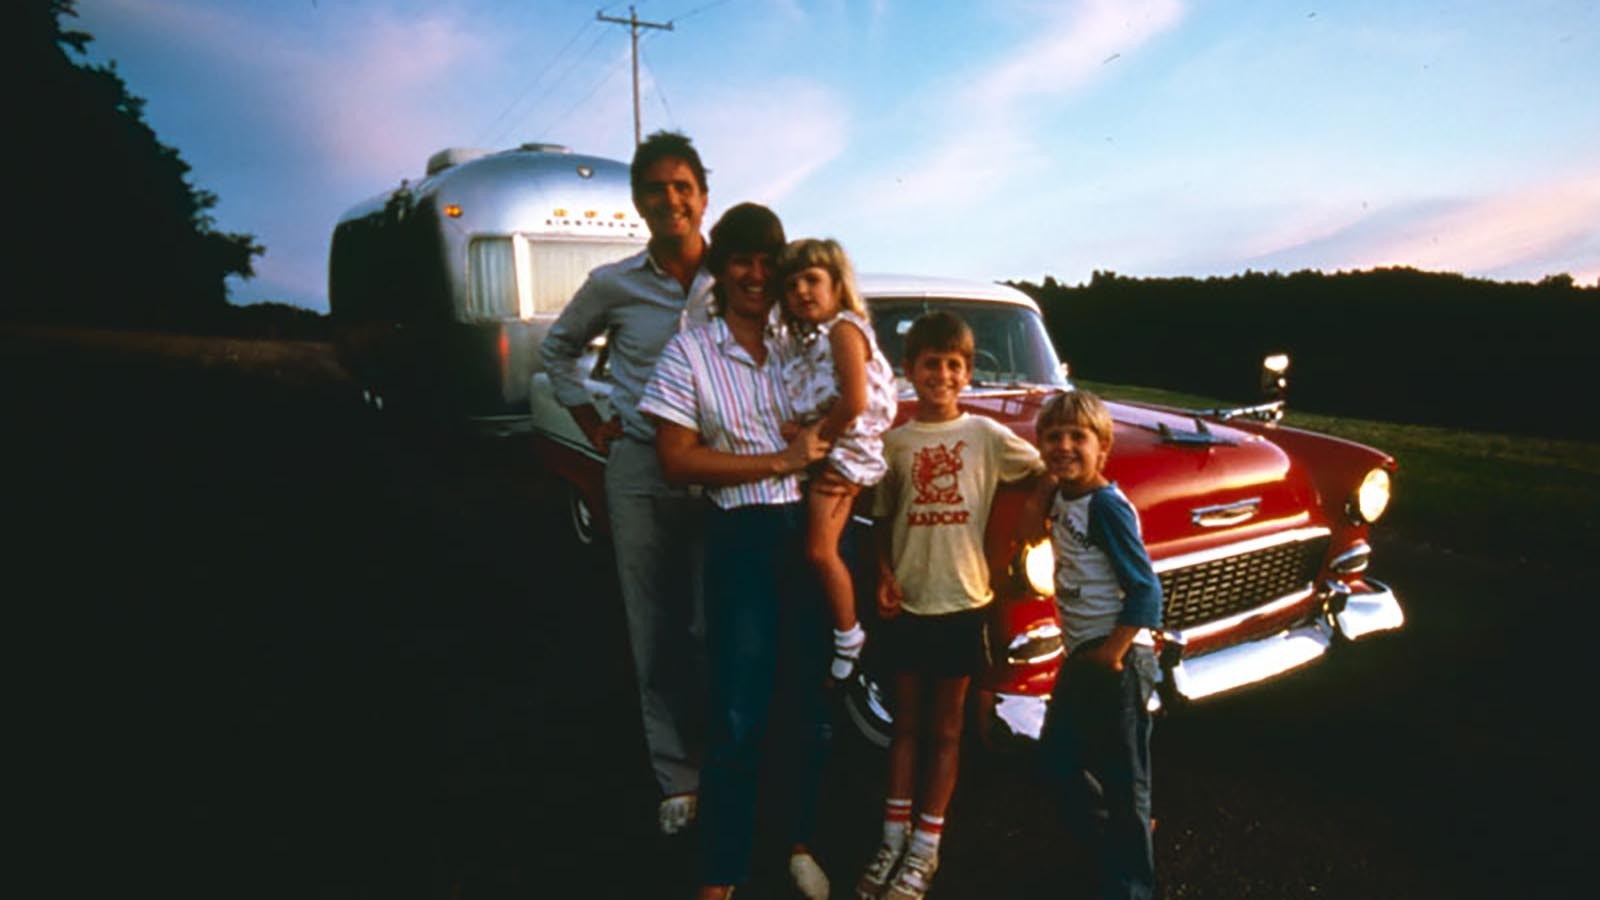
[1022,540,1055,596]
[1353,468,1391,523]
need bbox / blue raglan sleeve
[1088,488,1163,629]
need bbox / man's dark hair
[630,130,708,200]
[706,203,786,313]
[903,311,975,367]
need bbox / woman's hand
[779,420,801,442]
[780,422,831,472]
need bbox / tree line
[8,0,262,331]
[1014,268,1599,440]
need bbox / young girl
[776,238,898,683]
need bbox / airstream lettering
[329,143,645,432]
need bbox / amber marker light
[553,208,568,217]
[444,204,463,218]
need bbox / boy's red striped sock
[883,798,912,851]
[910,812,945,858]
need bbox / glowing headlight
[1354,468,1391,523]
[1022,540,1055,596]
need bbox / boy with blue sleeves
[1019,389,1163,900]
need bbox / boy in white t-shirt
[856,312,1044,900]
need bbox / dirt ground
[8,326,1584,899]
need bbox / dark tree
[9,0,262,329]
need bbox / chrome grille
[1159,535,1330,630]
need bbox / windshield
[867,298,1069,389]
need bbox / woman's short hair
[775,238,865,323]
[706,203,786,314]
[1035,389,1114,448]
[902,311,975,367]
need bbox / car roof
[857,273,1041,312]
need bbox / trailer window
[467,238,518,319]
[524,240,642,315]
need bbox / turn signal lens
[444,204,463,218]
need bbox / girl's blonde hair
[775,238,866,324]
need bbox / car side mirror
[1260,353,1289,403]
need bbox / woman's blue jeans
[698,501,834,886]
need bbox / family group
[540,131,1163,900]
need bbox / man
[540,131,715,834]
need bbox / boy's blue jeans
[698,502,834,887]
[1038,640,1158,900]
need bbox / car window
[867,298,1068,388]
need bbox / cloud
[1342,171,1600,278]
[1221,168,1600,284]
[849,0,1185,216]
[681,80,852,213]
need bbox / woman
[637,203,836,900]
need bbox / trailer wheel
[568,487,598,546]
[843,671,893,749]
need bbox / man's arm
[540,275,618,453]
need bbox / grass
[1075,378,1600,570]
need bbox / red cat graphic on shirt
[911,441,966,505]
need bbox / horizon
[76,0,1599,312]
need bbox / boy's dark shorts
[876,606,989,678]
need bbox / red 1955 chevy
[528,273,1404,746]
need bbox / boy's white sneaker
[658,792,697,835]
[789,850,831,900]
[855,843,904,899]
[882,850,938,900]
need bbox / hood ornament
[1155,417,1235,447]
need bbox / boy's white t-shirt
[872,414,1044,615]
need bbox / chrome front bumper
[991,578,1403,740]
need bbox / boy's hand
[876,570,904,619]
[1081,640,1125,672]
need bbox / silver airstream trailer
[328,143,645,432]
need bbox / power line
[539,46,633,142]
[494,26,619,148]
[477,20,605,147]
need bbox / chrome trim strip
[1191,497,1262,528]
[1335,577,1404,640]
[1330,541,1372,574]
[1151,526,1330,574]
[1172,585,1316,642]
[1167,622,1332,701]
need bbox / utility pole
[596,6,673,146]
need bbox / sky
[74,0,1599,312]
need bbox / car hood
[910,390,1322,560]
